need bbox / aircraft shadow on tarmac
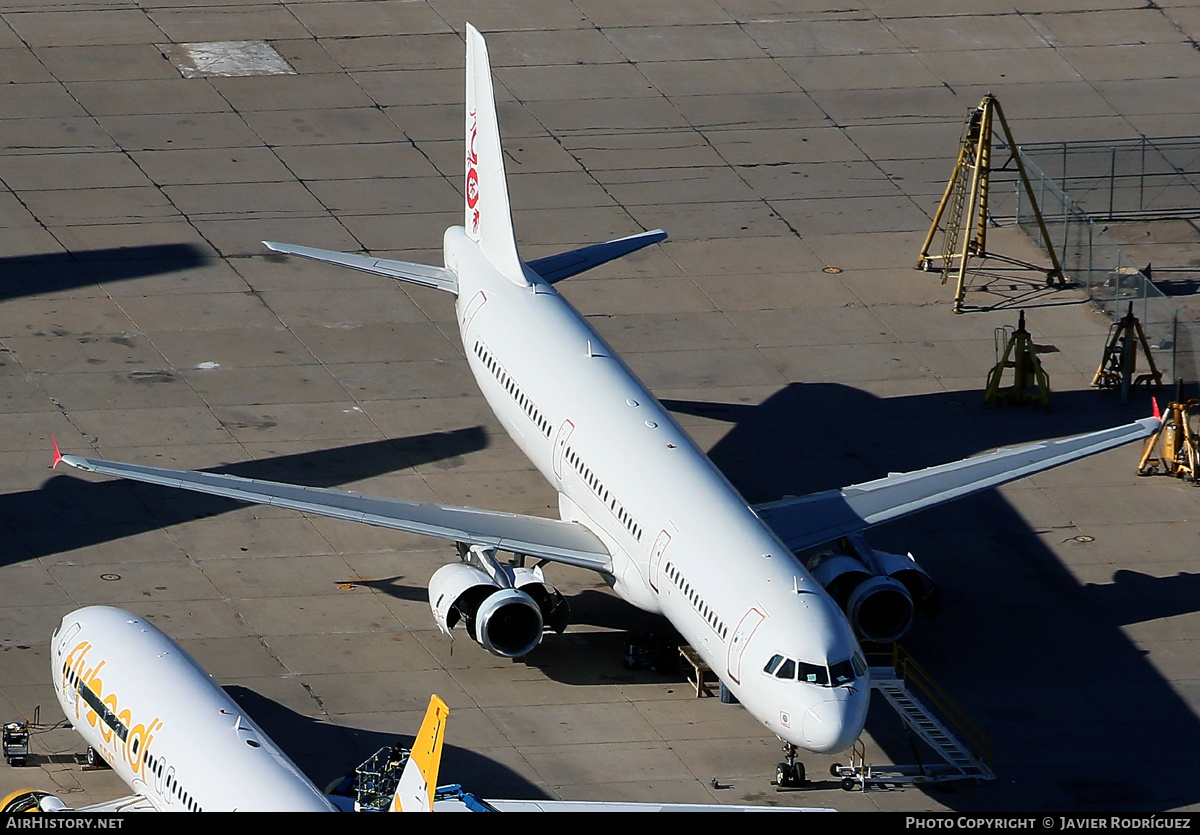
[11,427,487,566]
[0,244,211,302]
[666,383,1200,811]
[222,685,553,801]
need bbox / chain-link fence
[1011,145,1200,386]
[1021,136,1200,221]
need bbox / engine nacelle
[512,567,571,635]
[806,542,939,643]
[1,791,68,813]
[428,563,568,658]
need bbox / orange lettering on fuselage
[59,639,162,779]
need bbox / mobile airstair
[832,645,995,791]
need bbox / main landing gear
[776,743,806,788]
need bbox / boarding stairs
[869,666,994,781]
[834,646,993,791]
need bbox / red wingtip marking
[1152,397,1161,420]
[51,435,63,468]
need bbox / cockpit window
[764,652,862,687]
[797,661,829,685]
[829,658,855,685]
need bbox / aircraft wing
[76,795,160,813]
[3,791,159,813]
[755,416,1158,554]
[55,452,612,574]
[443,796,826,812]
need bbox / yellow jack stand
[1137,396,1199,482]
[1092,302,1164,403]
[917,94,1065,313]
[984,311,1051,408]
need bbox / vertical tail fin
[464,23,526,283]
[389,695,449,812]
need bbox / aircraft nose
[800,689,867,753]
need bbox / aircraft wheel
[776,762,805,787]
[85,747,106,769]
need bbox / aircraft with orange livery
[3,606,443,812]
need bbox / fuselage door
[726,608,765,685]
[460,289,488,333]
[552,419,574,483]
[648,529,671,593]
[54,622,81,661]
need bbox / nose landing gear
[775,743,806,788]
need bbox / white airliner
[3,606,820,813]
[52,24,1158,776]
[4,606,391,811]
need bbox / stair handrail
[867,644,994,771]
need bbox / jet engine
[1,791,69,813]
[805,539,939,643]
[428,562,568,658]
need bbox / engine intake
[472,587,543,657]
[845,574,915,642]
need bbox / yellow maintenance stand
[1137,389,1199,482]
[917,95,1065,313]
[984,311,1051,408]
[1092,302,1164,404]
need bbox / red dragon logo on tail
[466,109,480,236]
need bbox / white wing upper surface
[755,416,1158,553]
[57,453,612,573]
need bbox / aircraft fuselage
[445,227,869,754]
[50,607,336,812]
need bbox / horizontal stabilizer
[56,452,612,573]
[263,241,458,294]
[528,230,668,284]
[756,416,1159,554]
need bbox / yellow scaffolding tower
[1092,302,1164,404]
[917,94,1064,313]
